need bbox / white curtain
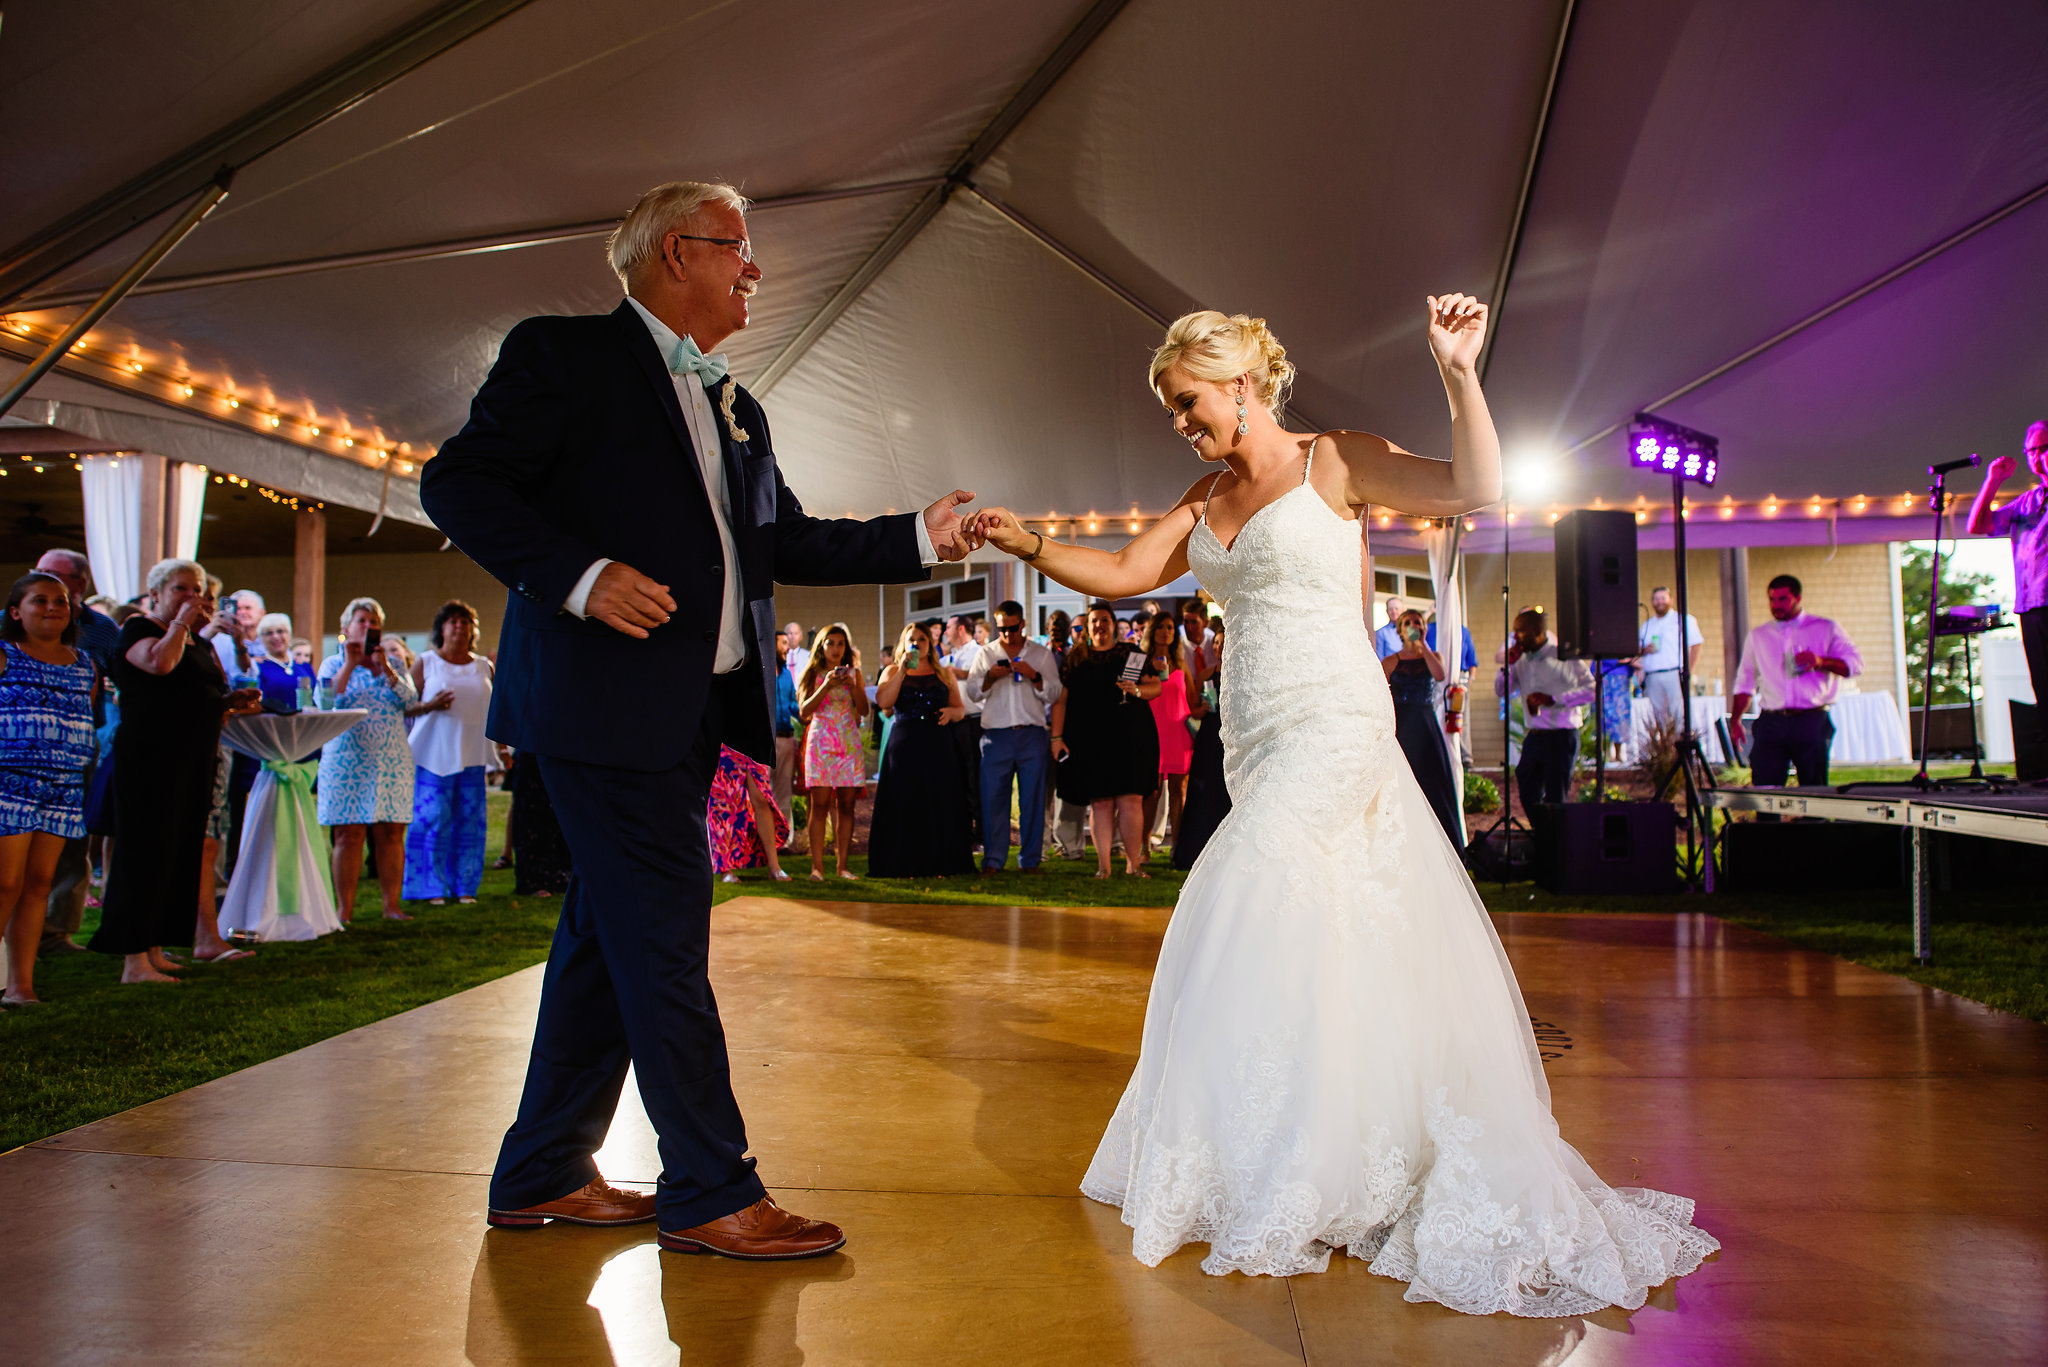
[1426,520,1466,829]
[171,461,207,560]
[79,454,143,603]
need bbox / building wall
[1740,542,1899,706]
[202,551,509,653]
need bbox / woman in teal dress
[317,597,418,922]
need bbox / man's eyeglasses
[669,233,754,264]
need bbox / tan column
[294,506,326,648]
[1719,546,1749,686]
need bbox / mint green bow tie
[666,334,729,388]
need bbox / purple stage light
[1625,413,1721,489]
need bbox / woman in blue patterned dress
[318,597,418,922]
[0,573,99,1006]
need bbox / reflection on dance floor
[3,898,2044,1365]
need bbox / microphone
[1928,454,1981,475]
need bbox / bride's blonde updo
[1148,311,1296,413]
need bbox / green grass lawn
[3,782,2039,1154]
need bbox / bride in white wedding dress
[970,297,1718,1316]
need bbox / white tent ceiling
[3,0,2044,530]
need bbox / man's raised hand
[586,562,676,639]
[923,489,983,562]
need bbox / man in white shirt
[1730,574,1862,788]
[964,600,1064,873]
[1496,609,1594,808]
[1374,595,1405,660]
[1635,586,1703,725]
[781,621,808,681]
[212,588,265,680]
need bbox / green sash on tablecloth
[264,758,321,916]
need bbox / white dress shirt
[1732,611,1862,710]
[962,639,1064,728]
[1496,639,1595,731]
[1637,610,1702,671]
[565,297,938,672]
[942,642,985,716]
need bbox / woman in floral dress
[708,746,791,883]
[318,597,419,922]
[797,622,868,881]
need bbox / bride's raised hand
[971,507,1036,557]
[1425,293,1487,374]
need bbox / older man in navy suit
[422,181,978,1260]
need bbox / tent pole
[7,178,947,313]
[0,0,534,308]
[0,175,231,424]
[754,0,1134,396]
[1475,0,1577,382]
[1560,174,2048,458]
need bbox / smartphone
[363,626,382,653]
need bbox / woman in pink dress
[709,746,791,883]
[797,622,869,881]
[1142,610,1194,852]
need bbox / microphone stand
[1476,491,1527,889]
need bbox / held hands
[586,562,676,639]
[922,490,985,563]
[969,507,1035,557]
[1425,293,1488,373]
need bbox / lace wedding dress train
[1079,443,1719,1316]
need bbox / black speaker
[1553,509,1638,659]
[1533,803,1678,895]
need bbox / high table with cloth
[217,710,366,942]
[1622,691,1906,765]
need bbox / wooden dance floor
[3,899,2044,1365]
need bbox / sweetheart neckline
[1197,481,1353,555]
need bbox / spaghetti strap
[1301,434,1319,485]
[1199,470,1226,521]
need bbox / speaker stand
[1477,490,1527,891]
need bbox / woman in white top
[404,600,495,904]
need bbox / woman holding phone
[1051,602,1161,878]
[867,621,974,877]
[318,597,419,921]
[796,622,869,881]
[1381,608,1461,848]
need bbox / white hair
[606,181,750,290]
[145,557,206,597]
[257,611,292,637]
[337,596,385,633]
[230,588,265,611]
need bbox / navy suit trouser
[490,668,766,1231]
[979,725,1050,869]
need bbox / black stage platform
[1705,784,2048,963]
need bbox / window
[908,585,945,614]
[949,576,987,606]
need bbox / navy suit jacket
[420,300,929,771]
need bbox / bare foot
[146,952,184,974]
[121,965,181,985]
[383,910,413,922]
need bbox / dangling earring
[1236,390,1249,437]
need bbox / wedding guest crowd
[709,745,791,883]
[772,631,803,855]
[1636,586,1703,726]
[1140,610,1193,853]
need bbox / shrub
[1464,770,1501,813]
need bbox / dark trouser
[1515,728,1578,808]
[952,713,983,838]
[491,669,766,1231]
[979,726,1050,868]
[2023,607,2048,708]
[1749,708,1833,789]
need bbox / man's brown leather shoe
[486,1178,656,1228]
[657,1196,846,1260]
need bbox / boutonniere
[718,377,750,444]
